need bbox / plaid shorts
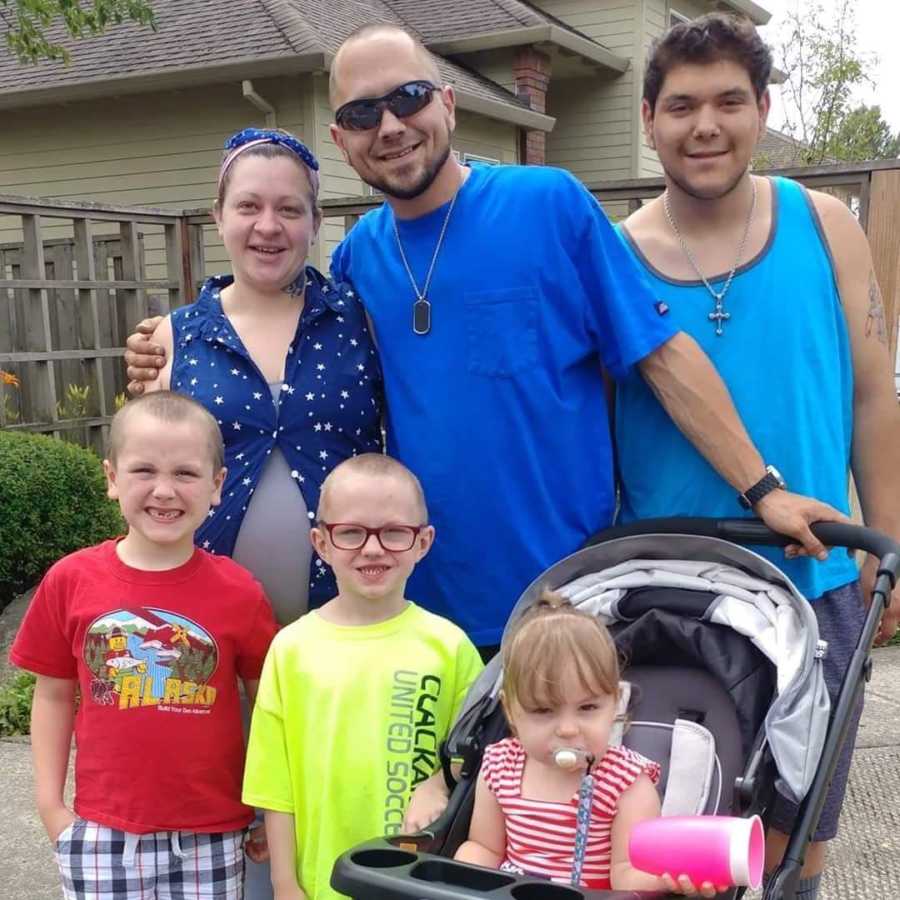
[55,818,246,899]
[768,580,867,842]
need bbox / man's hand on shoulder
[124,316,166,395]
[755,490,849,561]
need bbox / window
[462,152,501,166]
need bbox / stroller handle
[587,517,900,576]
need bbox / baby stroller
[332,518,900,900]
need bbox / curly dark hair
[643,13,772,111]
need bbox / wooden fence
[1,160,898,453]
[0,195,203,452]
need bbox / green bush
[0,671,35,736]
[0,430,123,610]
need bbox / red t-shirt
[10,540,278,834]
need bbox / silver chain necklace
[662,177,757,336]
[393,188,459,336]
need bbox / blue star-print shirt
[170,267,383,606]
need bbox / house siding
[0,73,520,287]
[0,77,311,288]
[669,0,710,22]
[529,0,637,181]
[454,110,519,164]
[454,49,518,94]
[637,0,667,177]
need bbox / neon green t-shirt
[242,602,484,899]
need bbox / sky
[758,0,900,134]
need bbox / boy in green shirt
[242,454,483,899]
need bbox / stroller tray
[332,838,666,899]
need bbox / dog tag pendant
[413,298,431,335]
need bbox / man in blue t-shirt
[126,24,842,653]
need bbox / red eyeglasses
[318,522,426,552]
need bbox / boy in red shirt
[10,391,277,899]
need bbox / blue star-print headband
[218,127,321,196]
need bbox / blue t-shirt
[170,268,383,606]
[615,177,858,600]
[332,164,676,644]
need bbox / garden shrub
[0,430,123,610]
[0,671,35,736]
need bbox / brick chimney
[513,46,551,165]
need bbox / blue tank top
[616,177,857,600]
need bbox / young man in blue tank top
[617,14,900,898]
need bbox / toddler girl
[455,592,724,896]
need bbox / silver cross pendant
[709,298,730,336]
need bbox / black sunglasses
[335,80,438,132]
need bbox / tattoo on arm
[865,271,888,345]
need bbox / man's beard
[362,134,452,201]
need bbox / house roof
[755,127,811,167]
[391,0,627,73]
[0,0,310,101]
[385,0,600,49]
[0,0,565,128]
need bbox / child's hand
[41,805,75,844]
[245,823,270,863]
[403,773,450,833]
[661,872,728,897]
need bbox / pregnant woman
[146,127,382,619]
[143,127,383,897]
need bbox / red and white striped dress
[481,737,660,889]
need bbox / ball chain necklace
[662,176,758,336]
[393,183,461,336]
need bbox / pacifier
[554,748,591,770]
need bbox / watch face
[766,465,786,489]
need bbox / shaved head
[330,25,442,107]
[317,453,428,523]
[108,391,224,471]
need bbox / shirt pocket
[464,287,538,378]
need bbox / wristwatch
[738,465,786,510]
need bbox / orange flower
[0,370,20,388]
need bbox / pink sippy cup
[628,814,764,889]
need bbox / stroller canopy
[454,533,829,804]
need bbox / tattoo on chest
[865,271,888,345]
